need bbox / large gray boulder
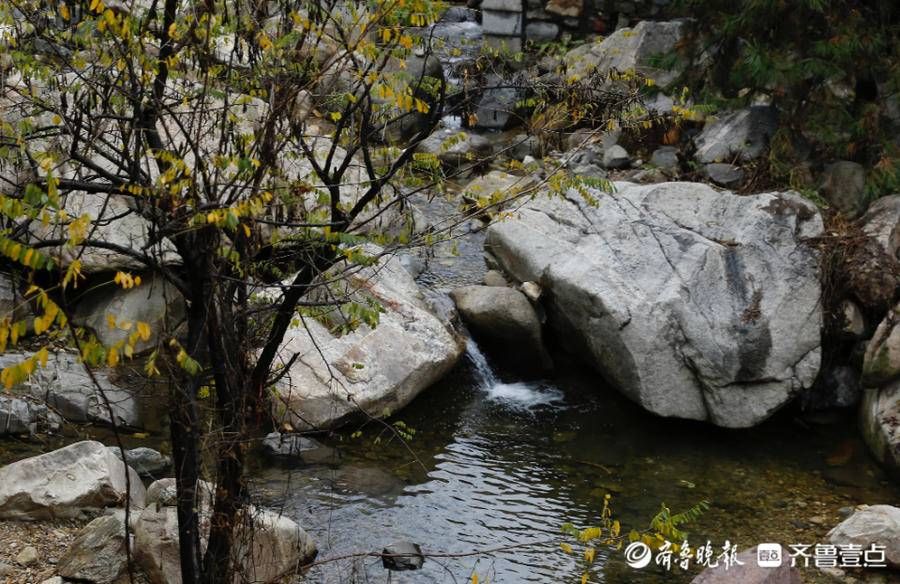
[828,505,900,568]
[860,383,900,478]
[0,351,140,427]
[134,478,316,584]
[58,512,130,584]
[0,440,145,520]
[694,106,778,164]
[485,181,823,427]
[73,273,184,354]
[564,20,689,88]
[450,285,552,374]
[270,252,463,431]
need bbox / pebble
[16,545,39,566]
[0,561,12,576]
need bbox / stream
[245,334,900,584]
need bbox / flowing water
[245,339,900,584]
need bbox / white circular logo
[624,541,652,569]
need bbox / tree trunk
[200,292,250,584]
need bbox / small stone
[382,541,424,571]
[525,21,559,42]
[694,106,778,164]
[704,163,744,187]
[545,0,582,18]
[16,545,39,566]
[0,562,13,576]
[483,270,509,287]
[262,432,321,455]
[41,578,64,584]
[519,281,542,303]
[820,160,867,218]
[650,146,679,174]
[840,299,866,338]
[602,144,630,169]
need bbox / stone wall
[478,0,677,46]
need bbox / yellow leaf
[581,573,588,584]
[107,347,119,367]
[560,543,573,554]
[59,3,70,20]
[585,547,596,563]
[136,321,151,342]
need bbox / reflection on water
[248,343,900,584]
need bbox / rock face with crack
[485,181,823,428]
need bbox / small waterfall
[464,338,565,410]
[465,338,498,390]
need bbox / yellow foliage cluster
[114,271,142,289]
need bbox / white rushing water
[465,338,565,410]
